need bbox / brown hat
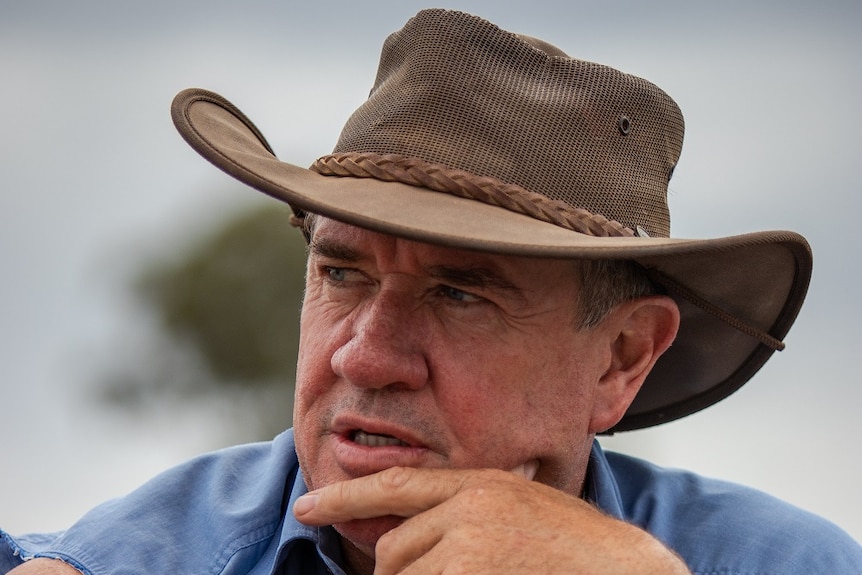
[170,9,811,432]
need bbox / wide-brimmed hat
[170,9,811,432]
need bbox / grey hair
[575,259,661,329]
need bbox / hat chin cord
[645,268,785,351]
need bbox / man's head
[292,215,680,552]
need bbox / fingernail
[510,459,539,481]
[293,493,319,516]
[524,460,539,481]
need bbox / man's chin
[334,515,405,558]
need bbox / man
[3,8,860,574]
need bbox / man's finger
[293,466,480,525]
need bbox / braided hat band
[306,153,635,238]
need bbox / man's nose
[330,291,430,390]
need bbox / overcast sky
[2,0,860,542]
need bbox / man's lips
[327,417,540,481]
[331,416,429,449]
[332,435,430,477]
[328,416,436,476]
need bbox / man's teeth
[353,430,409,447]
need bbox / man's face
[293,217,620,548]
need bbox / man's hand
[294,466,690,574]
[7,558,81,574]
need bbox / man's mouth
[351,430,410,448]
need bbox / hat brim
[172,88,812,432]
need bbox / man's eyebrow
[427,264,524,297]
[308,236,363,262]
[309,237,526,298]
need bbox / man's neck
[340,536,375,575]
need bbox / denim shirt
[3,429,861,574]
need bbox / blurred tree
[100,201,307,441]
[141,205,305,385]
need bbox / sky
[2,0,860,543]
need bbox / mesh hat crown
[327,9,684,238]
[171,9,812,431]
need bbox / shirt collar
[584,439,626,520]
[274,465,347,575]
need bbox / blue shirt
[2,429,861,574]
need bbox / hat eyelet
[618,115,632,136]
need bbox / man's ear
[588,296,680,434]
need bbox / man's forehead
[310,217,505,269]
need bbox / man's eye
[323,266,366,285]
[439,285,481,303]
[325,266,348,282]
